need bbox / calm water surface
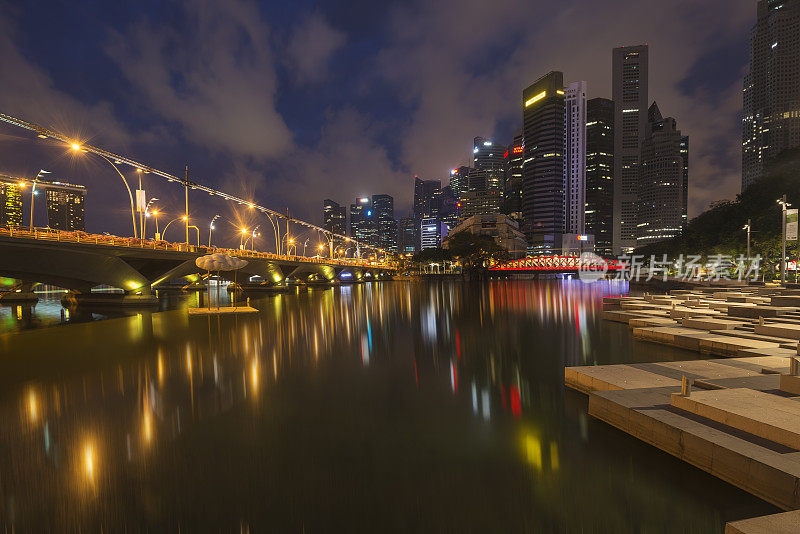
[0,281,777,531]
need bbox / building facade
[372,194,397,253]
[323,199,347,236]
[45,181,86,231]
[636,103,688,246]
[445,213,527,258]
[612,44,649,254]
[412,176,441,250]
[585,97,615,257]
[397,216,416,254]
[503,130,524,221]
[473,137,506,193]
[349,197,377,247]
[0,175,23,228]
[564,80,587,235]
[420,217,448,250]
[461,190,501,219]
[742,0,800,190]
[522,71,566,253]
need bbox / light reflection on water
[0,280,777,531]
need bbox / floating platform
[726,509,800,533]
[187,306,259,316]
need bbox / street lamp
[142,197,159,239]
[778,196,791,284]
[240,227,248,249]
[28,169,50,230]
[742,219,751,262]
[161,216,187,242]
[71,143,138,238]
[150,210,161,239]
[208,214,220,247]
[302,238,309,257]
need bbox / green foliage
[446,231,508,268]
[412,247,452,264]
[635,149,800,267]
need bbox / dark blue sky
[0,0,753,246]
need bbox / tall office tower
[503,130,524,220]
[372,194,397,253]
[45,181,86,231]
[585,98,615,257]
[636,102,688,246]
[680,135,689,225]
[420,217,448,249]
[742,0,800,190]
[473,137,506,192]
[397,216,416,254]
[449,166,470,201]
[522,71,566,253]
[323,199,347,236]
[412,176,441,250]
[612,44,649,254]
[461,190,502,219]
[0,175,23,228]
[564,81,587,234]
[439,185,460,229]
[349,197,377,247]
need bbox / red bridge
[489,255,623,274]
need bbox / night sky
[0,0,753,246]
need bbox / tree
[412,247,451,264]
[445,231,507,269]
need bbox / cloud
[0,8,131,146]
[375,0,755,218]
[286,12,346,85]
[106,0,293,159]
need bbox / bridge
[0,227,395,305]
[489,255,622,276]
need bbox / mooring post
[681,375,691,396]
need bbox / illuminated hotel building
[45,181,86,231]
[522,71,566,253]
[636,102,688,246]
[612,44,649,254]
[742,0,800,190]
[0,175,23,228]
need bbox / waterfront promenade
[567,286,800,532]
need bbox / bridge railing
[0,226,396,270]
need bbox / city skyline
[0,1,756,237]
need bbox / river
[0,280,777,531]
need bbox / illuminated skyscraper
[349,197,376,247]
[0,175,23,228]
[503,130,524,221]
[323,199,347,236]
[742,0,800,190]
[612,44,649,254]
[585,97,615,257]
[522,71,566,253]
[564,80,587,235]
[473,137,506,193]
[45,181,85,231]
[372,194,397,253]
[636,102,688,246]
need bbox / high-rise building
[439,185,460,230]
[45,181,86,231]
[522,71,566,253]
[449,166,469,202]
[473,137,506,192]
[420,217,448,250]
[742,0,800,190]
[586,97,615,257]
[612,44,649,254]
[636,102,688,246]
[372,194,397,253]
[349,197,377,247]
[564,81,587,235]
[412,176,441,250]
[323,199,347,236]
[461,190,502,219]
[0,175,23,228]
[397,216,416,254]
[503,130,524,221]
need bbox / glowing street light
[208,214,220,247]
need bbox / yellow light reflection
[143,409,153,444]
[550,441,560,472]
[28,389,38,423]
[157,352,164,384]
[523,431,542,471]
[84,442,95,480]
[251,359,259,393]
